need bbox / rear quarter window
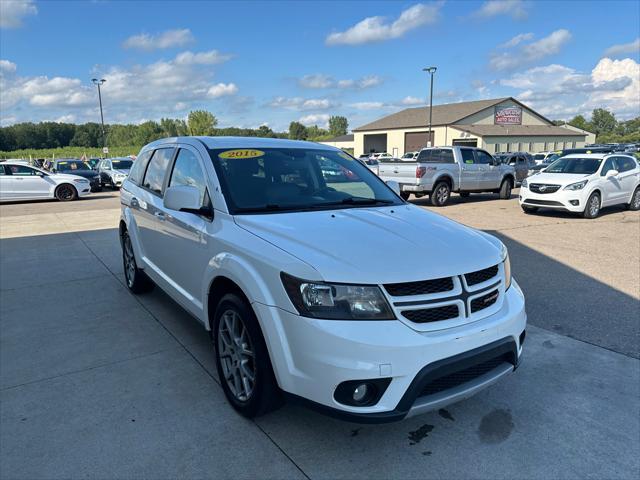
[141,148,175,196]
[128,150,153,185]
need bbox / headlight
[501,244,512,290]
[521,178,528,188]
[281,273,395,320]
[564,180,588,191]
[73,178,89,183]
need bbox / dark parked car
[494,152,534,183]
[49,159,101,191]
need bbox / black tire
[213,293,282,418]
[521,205,538,214]
[626,187,640,211]
[583,192,601,219]
[55,183,77,202]
[430,181,451,207]
[459,192,470,198]
[400,192,410,201]
[121,230,154,293]
[499,178,513,199]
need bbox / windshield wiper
[321,197,395,206]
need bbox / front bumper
[519,186,588,212]
[253,279,526,422]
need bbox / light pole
[422,67,437,147]
[91,78,107,154]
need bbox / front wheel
[583,192,601,219]
[499,178,512,199]
[213,294,282,418]
[122,231,154,293]
[430,181,451,207]
[626,187,640,211]
[55,184,77,202]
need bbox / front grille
[470,289,499,313]
[524,199,564,206]
[384,277,453,297]
[402,305,459,323]
[419,355,507,397]
[465,265,498,286]
[529,183,561,194]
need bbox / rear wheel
[626,187,640,211]
[430,181,451,207]
[122,231,154,293]
[55,184,77,202]
[521,205,538,214]
[583,192,601,219]
[499,178,512,199]
[400,192,410,201]
[213,293,282,418]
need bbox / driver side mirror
[606,169,619,178]
[386,180,401,196]
[164,185,212,218]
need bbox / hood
[234,205,503,284]
[58,170,96,179]
[51,173,90,181]
[528,172,592,185]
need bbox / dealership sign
[494,106,522,125]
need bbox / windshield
[402,153,414,159]
[544,157,602,174]
[533,154,545,160]
[112,159,133,169]
[544,154,559,163]
[57,161,90,171]
[208,147,402,214]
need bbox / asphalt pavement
[1,190,638,479]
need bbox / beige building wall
[475,135,586,154]
[562,124,596,144]
[356,126,468,157]
[458,99,549,126]
[318,139,355,150]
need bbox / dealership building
[353,97,588,157]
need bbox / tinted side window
[8,165,37,176]
[169,149,208,206]
[416,150,432,162]
[128,150,153,185]
[142,148,174,195]
[460,149,475,164]
[0,165,6,175]
[619,157,636,172]
[475,151,493,165]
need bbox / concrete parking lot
[1,190,639,479]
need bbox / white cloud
[349,102,385,110]
[603,38,640,58]
[299,74,334,89]
[326,2,442,46]
[473,0,528,20]
[123,29,195,51]
[490,29,572,70]
[0,59,17,73]
[174,50,232,65]
[207,83,238,98]
[498,32,534,49]
[298,74,383,90]
[268,96,334,110]
[0,50,238,124]
[401,96,424,105]
[299,114,330,127]
[0,0,37,28]
[500,58,640,119]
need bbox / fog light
[353,384,369,403]
[569,200,579,206]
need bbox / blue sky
[1,0,639,131]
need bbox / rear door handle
[130,197,139,208]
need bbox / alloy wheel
[436,185,449,204]
[58,185,74,200]
[633,190,640,209]
[589,195,600,217]
[217,309,256,402]
[123,235,136,288]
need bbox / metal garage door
[452,139,478,147]
[405,131,434,152]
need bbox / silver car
[97,157,134,189]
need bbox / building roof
[325,134,354,142]
[451,124,586,137]
[353,98,513,132]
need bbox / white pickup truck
[378,146,517,206]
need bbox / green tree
[188,110,217,136]
[160,118,188,137]
[135,121,164,145]
[591,108,617,137]
[70,123,102,147]
[288,121,308,140]
[568,115,589,131]
[328,115,348,137]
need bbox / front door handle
[130,197,139,208]
[154,211,166,221]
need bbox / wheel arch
[54,182,77,199]
[433,174,454,189]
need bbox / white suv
[120,137,526,422]
[520,153,640,218]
